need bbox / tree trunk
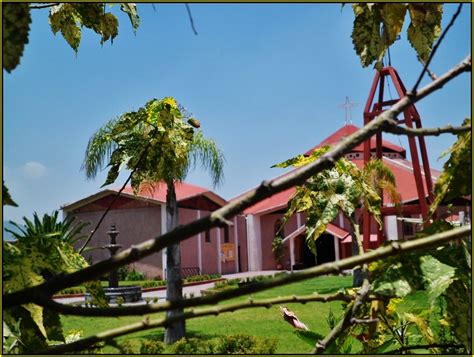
[349,215,365,287]
[164,182,185,344]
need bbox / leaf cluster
[83,96,224,192]
[430,118,471,215]
[2,3,140,73]
[48,3,139,53]
[275,148,398,254]
[351,3,443,68]
[3,212,107,354]
[2,3,31,72]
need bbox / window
[224,227,230,243]
[205,230,211,243]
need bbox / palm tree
[82,97,224,343]
[6,210,89,244]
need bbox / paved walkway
[54,270,281,305]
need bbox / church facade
[63,125,470,277]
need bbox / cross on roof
[338,96,358,125]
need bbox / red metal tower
[362,67,434,251]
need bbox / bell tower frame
[362,67,434,250]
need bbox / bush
[215,334,278,354]
[140,339,165,354]
[116,341,137,354]
[125,269,145,281]
[172,335,278,354]
[183,274,222,283]
[172,337,216,354]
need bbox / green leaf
[101,164,120,187]
[23,304,47,339]
[381,4,407,45]
[120,3,140,33]
[99,13,119,44]
[3,181,18,207]
[351,4,383,67]
[407,3,443,62]
[442,280,470,350]
[43,309,65,342]
[419,255,455,303]
[430,118,471,214]
[49,4,82,53]
[2,3,31,72]
[293,330,324,348]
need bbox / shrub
[140,339,165,354]
[215,334,278,354]
[125,269,145,281]
[172,334,277,354]
[117,265,130,281]
[116,341,137,354]
[172,337,216,354]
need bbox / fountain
[85,224,142,304]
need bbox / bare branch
[29,3,59,9]
[382,121,471,137]
[3,55,471,308]
[350,317,378,324]
[185,4,198,35]
[412,3,464,93]
[425,66,438,81]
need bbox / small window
[403,222,414,237]
[205,230,211,243]
[224,227,230,243]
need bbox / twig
[29,3,59,9]
[425,67,438,81]
[350,317,378,324]
[3,56,471,307]
[185,4,198,35]
[384,343,465,354]
[383,122,471,137]
[411,3,464,93]
[37,290,390,317]
[79,143,151,253]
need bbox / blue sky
[3,3,471,223]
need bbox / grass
[61,275,352,353]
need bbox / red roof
[326,223,350,239]
[237,125,441,215]
[120,182,208,202]
[304,124,406,157]
[62,181,227,212]
[351,158,440,204]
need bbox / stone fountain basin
[85,285,142,304]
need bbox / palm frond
[6,211,89,244]
[190,131,225,188]
[81,117,118,179]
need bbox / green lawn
[62,275,353,353]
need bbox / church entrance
[315,233,336,265]
[294,233,337,270]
